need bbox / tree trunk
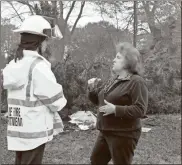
[142,1,162,49]
[133,1,138,47]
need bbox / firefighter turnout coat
[2,50,67,151]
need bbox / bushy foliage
[51,56,110,118]
[142,20,181,114]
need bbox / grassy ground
[1,114,181,164]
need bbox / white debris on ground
[69,111,97,131]
[141,127,152,132]
[69,111,152,132]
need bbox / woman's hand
[87,78,101,91]
[99,100,116,116]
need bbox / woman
[2,15,67,164]
[88,42,148,164]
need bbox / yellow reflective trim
[7,129,53,139]
[8,92,63,107]
[26,58,42,100]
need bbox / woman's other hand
[99,100,116,116]
[87,78,101,91]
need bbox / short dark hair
[116,42,144,75]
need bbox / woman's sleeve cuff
[115,105,126,117]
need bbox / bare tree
[4,1,86,62]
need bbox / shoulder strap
[26,57,42,101]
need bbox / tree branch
[8,2,23,22]
[114,4,119,30]
[63,1,72,9]
[51,1,58,17]
[154,15,163,26]
[59,1,64,18]
[142,1,156,33]
[151,1,157,14]
[16,1,34,14]
[138,28,150,34]
[98,4,106,21]
[65,1,76,24]
[142,1,150,14]
[124,13,134,30]
[71,1,85,35]
[6,12,32,20]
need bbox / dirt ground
[1,114,181,164]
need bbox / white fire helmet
[13,15,63,39]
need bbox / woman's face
[41,39,48,54]
[40,39,53,61]
[112,52,127,74]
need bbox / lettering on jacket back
[8,107,23,127]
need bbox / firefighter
[2,15,67,164]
